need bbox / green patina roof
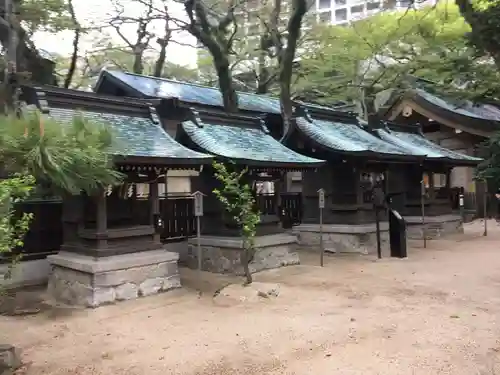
[375,128,482,164]
[415,89,500,122]
[48,107,212,162]
[295,117,409,157]
[102,70,282,114]
[181,119,324,167]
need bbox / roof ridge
[27,83,160,108]
[108,69,280,102]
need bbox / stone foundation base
[47,250,181,308]
[186,233,300,275]
[293,223,389,255]
[405,215,463,240]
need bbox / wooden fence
[159,195,197,241]
[1,192,306,262]
[450,188,496,219]
[255,193,303,228]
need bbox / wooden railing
[255,194,276,215]
[450,188,493,218]
[281,193,302,227]
[1,192,306,262]
[159,195,197,241]
[255,193,303,227]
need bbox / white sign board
[459,195,464,207]
[318,189,325,209]
[193,192,204,217]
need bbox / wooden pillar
[274,174,283,216]
[355,169,363,205]
[61,193,83,245]
[445,169,452,203]
[428,172,436,200]
[149,179,160,243]
[95,190,107,249]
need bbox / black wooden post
[95,189,107,250]
[150,179,161,242]
[483,180,488,237]
[375,206,381,259]
[373,185,384,259]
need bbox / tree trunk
[0,1,57,87]
[64,0,80,89]
[132,49,144,75]
[213,53,238,112]
[256,50,271,94]
[1,0,18,113]
[359,86,376,121]
[455,0,500,68]
[241,246,253,285]
[153,38,167,77]
[278,0,307,140]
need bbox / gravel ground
[1,220,500,375]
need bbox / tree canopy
[293,2,493,115]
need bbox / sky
[32,0,198,68]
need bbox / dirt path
[1,220,500,375]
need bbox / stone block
[93,261,178,287]
[52,266,92,285]
[115,283,138,301]
[91,288,116,307]
[186,234,300,275]
[294,224,389,255]
[405,216,463,240]
[0,344,21,375]
[46,251,181,308]
[139,277,163,297]
[162,275,181,291]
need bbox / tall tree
[181,0,309,117]
[455,0,500,70]
[293,3,496,118]
[183,0,241,112]
[64,0,81,88]
[0,0,75,87]
[54,47,201,90]
[108,0,155,74]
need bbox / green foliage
[20,0,75,35]
[212,161,261,284]
[476,132,500,185]
[0,174,35,282]
[456,0,500,68]
[0,111,123,195]
[55,47,203,89]
[294,2,500,107]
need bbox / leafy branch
[212,161,260,284]
[0,174,35,283]
[0,110,123,195]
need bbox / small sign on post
[459,191,465,224]
[193,191,204,218]
[192,191,205,272]
[318,188,325,209]
[318,188,325,267]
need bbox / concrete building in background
[197,0,438,77]
[313,0,437,25]
[229,0,438,33]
